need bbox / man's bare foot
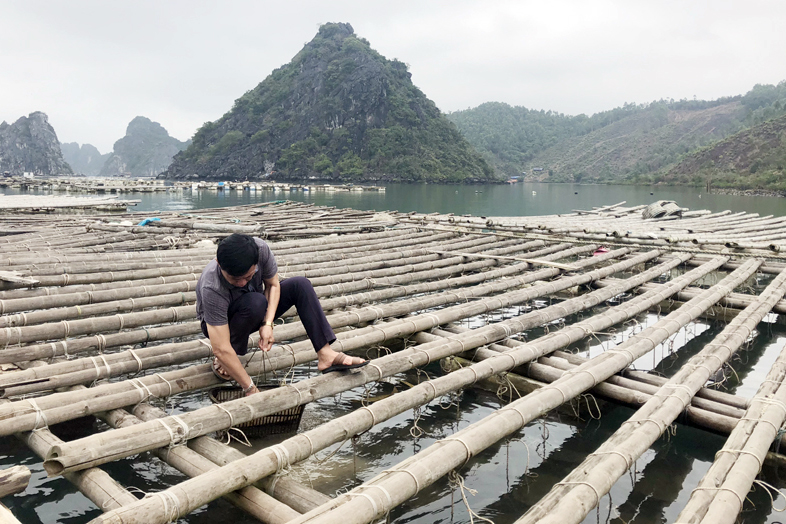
[317,347,367,372]
[212,357,231,381]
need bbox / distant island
[0,112,72,176]
[164,22,496,184]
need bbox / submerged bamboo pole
[516,265,786,524]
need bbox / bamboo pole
[0,466,30,498]
[274,259,758,524]
[675,317,786,522]
[129,403,332,513]
[98,405,302,524]
[0,290,195,328]
[434,325,752,418]
[42,250,664,475]
[20,426,138,510]
[0,246,631,435]
[81,254,725,524]
[0,242,587,368]
[515,264,786,524]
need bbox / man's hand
[259,324,275,352]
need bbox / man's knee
[287,276,315,295]
[232,292,268,316]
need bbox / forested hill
[447,82,786,186]
[661,113,786,190]
[165,23,495,183]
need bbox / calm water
[4,182,786,216]
[2,183,786,523]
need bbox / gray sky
[2,0,785,153]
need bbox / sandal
[211,357,231,382]
[321,352,369,374]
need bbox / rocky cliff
[100,116,189,177]
[61,142,110,176]
[165,23,495,183]
[0,112,72,175]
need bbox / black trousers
[201,276,336,356]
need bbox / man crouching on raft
[196,233,368,396]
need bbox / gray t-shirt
[196,237,278,326]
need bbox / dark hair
[216,234,259,276]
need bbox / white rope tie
[715,448,763,470]
[423,380,439,401]
[464,365,480,384]
[423,313,443,327]
[592,450,633,469]
[286,385,304,406]
[557,481,603,508]
[215,404,234,426]
[115,314,125,331]
[562,367,602,387]
[503,405,528,427]
[368,362,384,380]
[129,378,155,402]
[367,306,386,320]
[751,397,786,416]
[414,349,433,365]
[689,485,745,511]
[170,415,191,444]
[89,356,103,379]
[301,433,315,456]
[95,334,107,352]
[128,297,135,311]
[99,355,112,377]
[358,406,377,427]
[387,468,420,493]
[4,327,21,346]
[367,484,393,512]
[61,320,71,338]
[127,349,144,372]
[439,436,473,466]
[26,398,49,432]
[154,374,174,397]
[349,492,378,515]
[270,444,291,474]
[148,491,180,522]
[625,417,667,433]
[738,416,780,434]
[170,307,179,322]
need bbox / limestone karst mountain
[165,22,495,183]
[0,112,72,175]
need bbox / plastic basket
[209,384,305,437]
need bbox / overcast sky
[2,0,785,153]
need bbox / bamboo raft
[1,200,786,523]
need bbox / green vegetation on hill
[448,82,786,187]
[166,23,495,183]
[652,113,786,190]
